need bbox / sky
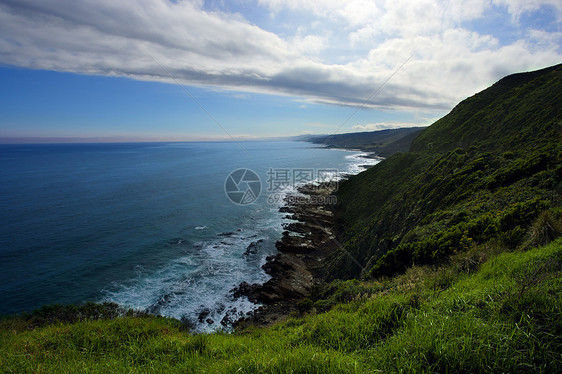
[0,0,560,142]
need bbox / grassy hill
[1,64,561,373]
[330,63,561,279]
[411,64,561,154]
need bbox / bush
[524,209,562,248]
[296,298,314,313]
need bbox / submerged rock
[197,308,211,323]
[244,239,265,255]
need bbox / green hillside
[1,64,561,373]
[2,240,561,372]
[411,64,561,154]
[330,63,561,279]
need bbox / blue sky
[0,0,560,142]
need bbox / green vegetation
[2,239,561,372]
[1,64,561,372]
[330,63,561,280]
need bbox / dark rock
[221,315,232,326]
[282,222,309,234]
[232,181,340,328]
[275,235,316,254]
[217,232,235,237]
[198,308,211,323]
[279,206,295,213]
[231,281,261,302]
[244,239,265,255]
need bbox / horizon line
[0,126,428,145]
[0,136,301,145]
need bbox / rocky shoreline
[232,183,339,328]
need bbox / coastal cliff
[329,63,561,279]
[236,63,561,326]
[2,64,561,373]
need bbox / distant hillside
[304,127,425,157]
[329,63,562,279]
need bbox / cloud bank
[352,122,428,131]
[1,0,560,111]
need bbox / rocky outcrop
[232,183,338,327]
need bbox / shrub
[296,298,314,313]
[524,209,562,248]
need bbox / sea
[0,141,378,331]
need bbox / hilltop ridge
[411,63,561,154]
[329,63,561,279]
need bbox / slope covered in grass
[329,64,561,279]
[2,64,561,373]
[2,239,561,372]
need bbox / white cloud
[527,29,562,50]
[352,122,428,131]
[492,0,562,21]
[336,0,382,27]
[291,34,327,56]
[258,0,350,18]
[0,0,296,79]
[0,0,560,113]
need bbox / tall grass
[2,239,561,373]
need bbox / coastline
[323,145,384,160]
[233,182,339,328]
[232,151,381,329]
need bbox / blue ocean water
[0,141,377,331]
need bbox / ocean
[0,141,378,331]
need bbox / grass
[2,238,561,373]
[2,65,560,372]
[329,64,561,280]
